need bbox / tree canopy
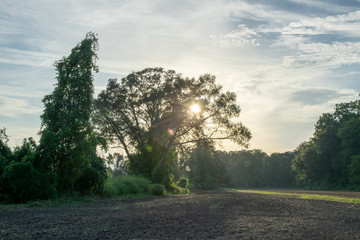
[293,98,360,189]
[94,68,251,182]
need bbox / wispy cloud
[280,10,360,36]
[0,47,59,68]
[0,96,42,118]
[211,24,260,47]
[282,41,360,68]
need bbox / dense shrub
[3,161,57,203]
[102,175,170,197]
[150,184,166,196]
[75,157,108,195]
[103,175,154,197]
[102,179,117,197]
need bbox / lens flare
[145,145,153,153]
[168,129,174,135]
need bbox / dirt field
[1,189,360,239]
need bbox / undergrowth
[103,175,167,198]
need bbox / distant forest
[1,33,359,203]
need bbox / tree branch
[173,136,234,146]
[102,113,133,162]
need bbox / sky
[1,0,360,154]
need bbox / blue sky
[1,0,359,153]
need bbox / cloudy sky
[1,0,359,153]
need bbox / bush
[103,175,154,197]
[163,174,189,194]
[74,157,108,195]
[150,184,166,196]
[102,175,170,197]
[102,178,117,197]
[3,161,57,203]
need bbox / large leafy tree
[94,68,251,182]
[37,32,104,193]
[338,117,360,188]
[293,97,360,189]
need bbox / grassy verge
[0,176,189,209]
[235,189,360,204]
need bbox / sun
[191,104,201,113]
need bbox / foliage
[94,68,251,183]
[292,142,320,187]
[165,174,189,193]
[221,150,266,188]
[0,128,12,175]
[177,178,189,189]
[263,152,296,187]
[103,175,154,197]
[36,32,107,193]
[150,184,167,196]
[103,175,168,197]
[293,97,360,189]
[218,150,296,188]
[12,138,37,163]
[2,161,57,203]
[187,145,226,189]
[106,153,128,177]
[0,136,58,203]
[74,156,108,195]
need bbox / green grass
[235,189,360,204]
[103,175,167,198]
[1,176,168,208]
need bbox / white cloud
[288,0,357,13]
[281,10,360,36]
[0,96,42,118]
[212,24,260,47]
[0,47,59,68]
[281,41,360,68]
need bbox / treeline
[219,150,296,188]
[184,98,360,191]
[293,99,360,190]
[108,147,297,190]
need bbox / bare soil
[1,189,360,239]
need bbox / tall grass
[103,175,166,197]
[235,190,360,204]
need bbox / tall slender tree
[37,32,103,193]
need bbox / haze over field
[1,0,360,153]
